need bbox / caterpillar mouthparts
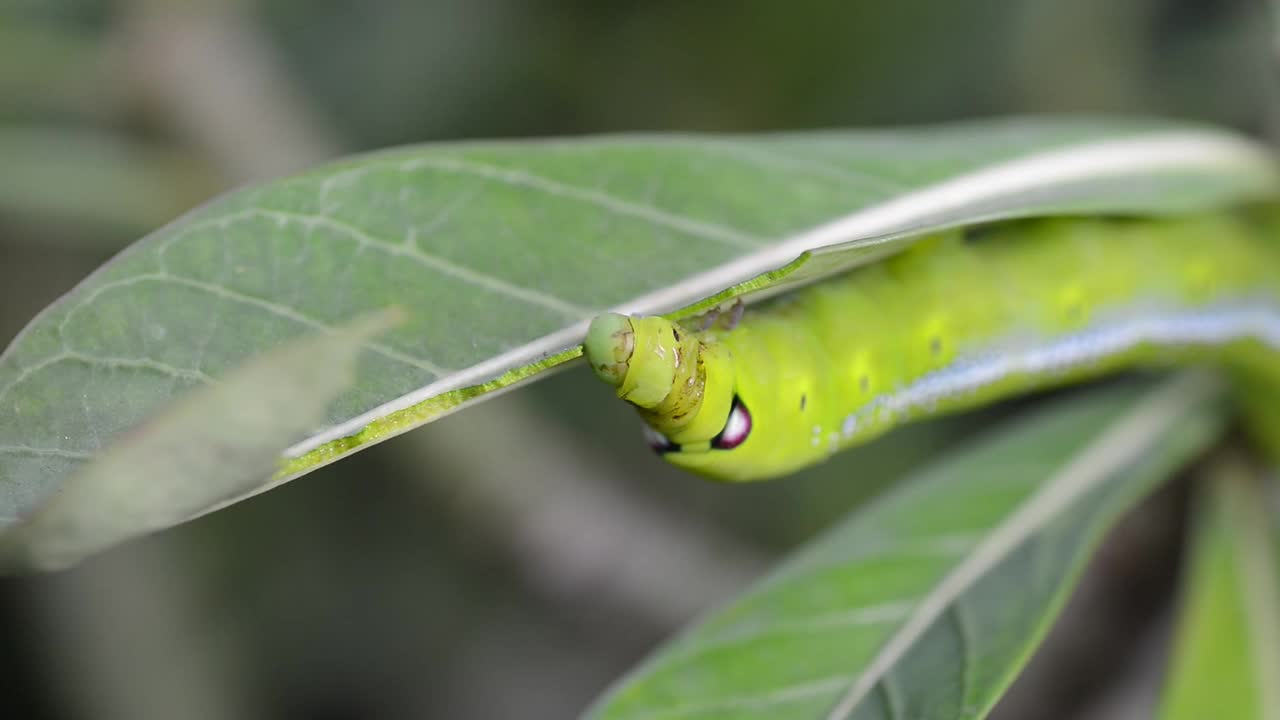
[585,312,635,387]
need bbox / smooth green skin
[586,211,1280,482]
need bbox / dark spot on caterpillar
[800,394,807,411]
[672,328,681,341]
[860,375,869,392]
[930,336,942,356]
[962,223,998,243]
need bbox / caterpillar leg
[694,299,746,331]
[725,299,745,330]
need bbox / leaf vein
[702,140,909,194]
[660,600,916,671]
[950,601,977,710]
[242,207,592,318]
[170,207,589,318]
[0,445,94,460]
[58,273,447,376]
[768,533,980,591]
[0,351,215,406]
[878,672,905,720]
[401,155,764,248]
[614,674,852,720]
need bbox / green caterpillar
[584,211,1280,482]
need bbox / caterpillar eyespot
[584,211,1280,482]
[711,397,752,450]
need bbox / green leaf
[1160,455,1280,720]
[584,373,1227,720]
[1,118,1273,527]
[0,309,402,571]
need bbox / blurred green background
[0,1,1270,718]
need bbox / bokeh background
[0,1,1272,718]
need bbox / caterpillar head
[585,313,744,471]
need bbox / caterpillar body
[583,211,1280,482]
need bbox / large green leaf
[1,118,1273,530]
[585,373,1227,720]
[1160,456,1280,720]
